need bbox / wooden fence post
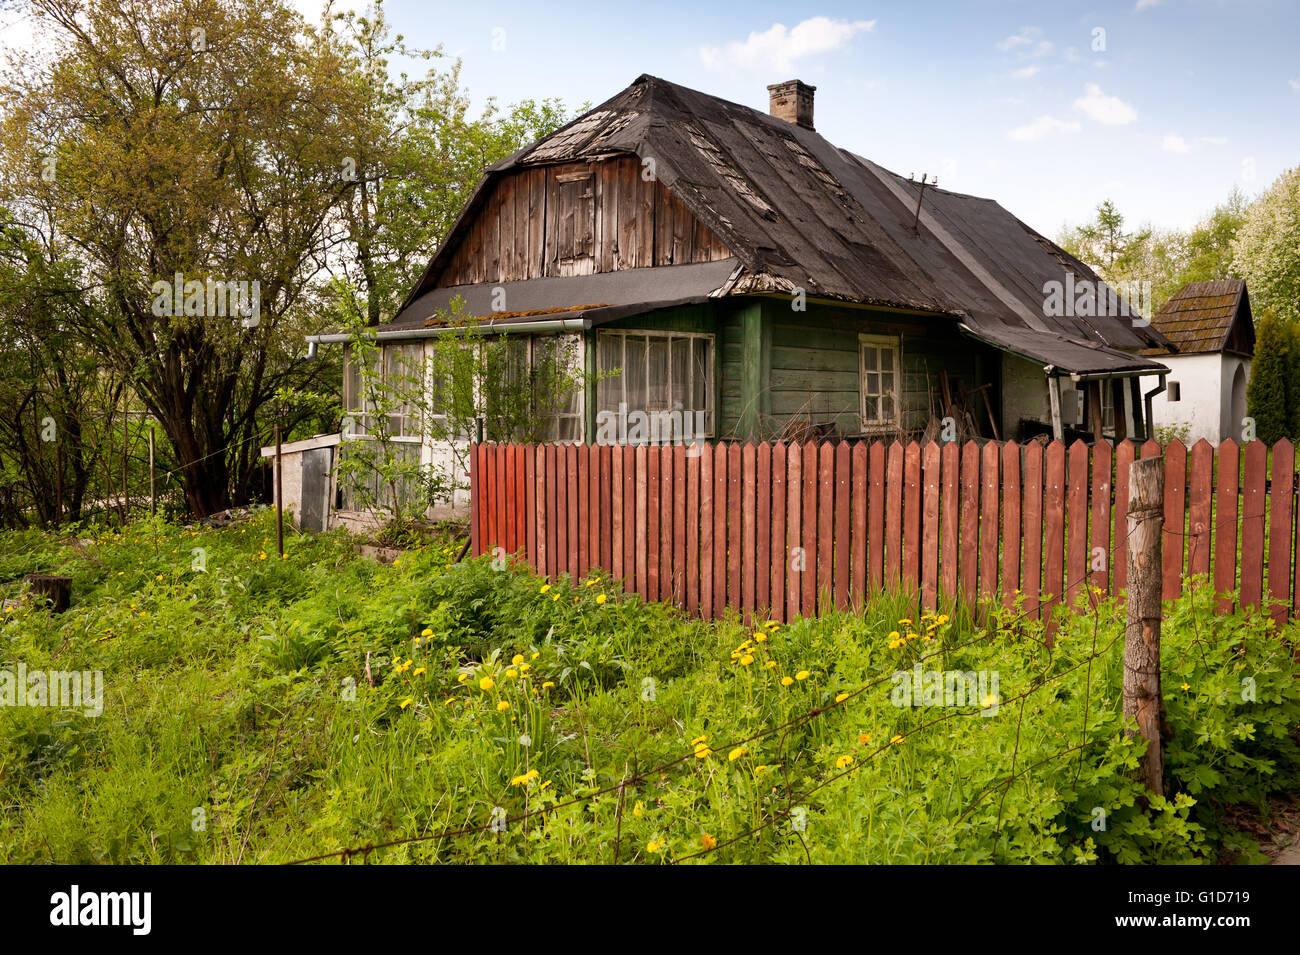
[274,423,284,558]
[1123,456,1165,797]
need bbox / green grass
[0,513,1297,864]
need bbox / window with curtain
[596,330,714,440]
[859,334,900,429]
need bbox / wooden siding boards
[435,157,731,288]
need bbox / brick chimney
[767,79,816,130]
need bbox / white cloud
[700,17,876,73]
[1163,133,1229,154]
[997,26,1053,58]
[1290,78,1300,92]
[1136,0,1165,10]
[1007,115,1081,141]
[1011,65,1041,80]
[1072,83,1138,124]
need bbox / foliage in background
[1246,310,1294,444]
[0,0,574,522]
[1232,167,1300,326]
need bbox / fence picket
[980,441,1000,600]
[851,442,868,607]
[786,443,802,620]
[1022,442,1043,619]
[1187,440,1213,579]
[757,443,771,615]
[1241,441,1267,609]
[1161,439,1187,601]
[1113,440,1135,593]
[834,442,851,611]
[904,442,922,592]
[1214,440,1239,613]
[941,441,960,601]
[1269,440,1294,626]
[802,442,819,614]
[868,442,885,593]
[1089,441,1111,598]
[770,443,787,621]
[1066,440,1088,608]
[742,442,757,622]
[885,442,904,587]
[959,441,979,602]
[713,443,727,619]
[922,442,941,611]
[1001,441,1021,609]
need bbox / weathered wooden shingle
[1148,279,1254,356]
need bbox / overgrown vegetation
[1,515,1296,864]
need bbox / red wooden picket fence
[469,438,1299,626]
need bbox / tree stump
[22,574,73,613]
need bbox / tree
[0,0,367,516]
[312,5,574,330]
[1246,310,1290,443]
[1233,166,1300,325]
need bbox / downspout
[1142,373,1168,442]
[1045,365,1064,440]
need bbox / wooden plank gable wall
[435,157,733,286]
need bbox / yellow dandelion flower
[729,746,749,762]
[595,593,608,604]
[633,800,645,818]
[479,676,495,691]
[421,628,433,638]
[700,833,717,850]
[540,584,551,594]
[781,676,794,686]
[511,654,525,665]
[505,669,518,678]
[497,701,511,711]
[835,755,854,769]
[646,839,666,853]
[542,681,555,689]
[835,692,849,703]
[890,734,904,745]
[796,670,810,681]
[399,697,413,710]
[413,667,426,676]
[740,654,754,666]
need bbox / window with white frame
[343,343,425,439]
[596,330,715,440]
[859,334,900,429]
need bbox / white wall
[1149,353,1229,444]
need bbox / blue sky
[371,0,1300,236]
[5,0,1297,236]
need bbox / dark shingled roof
[392,75,1171,375]
[1148,279,1254,357]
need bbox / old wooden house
[305,74,1172,519]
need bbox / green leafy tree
[1246,310,1291,442]
[1233,167,1300,325]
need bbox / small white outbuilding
[1147,279,1255,445]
